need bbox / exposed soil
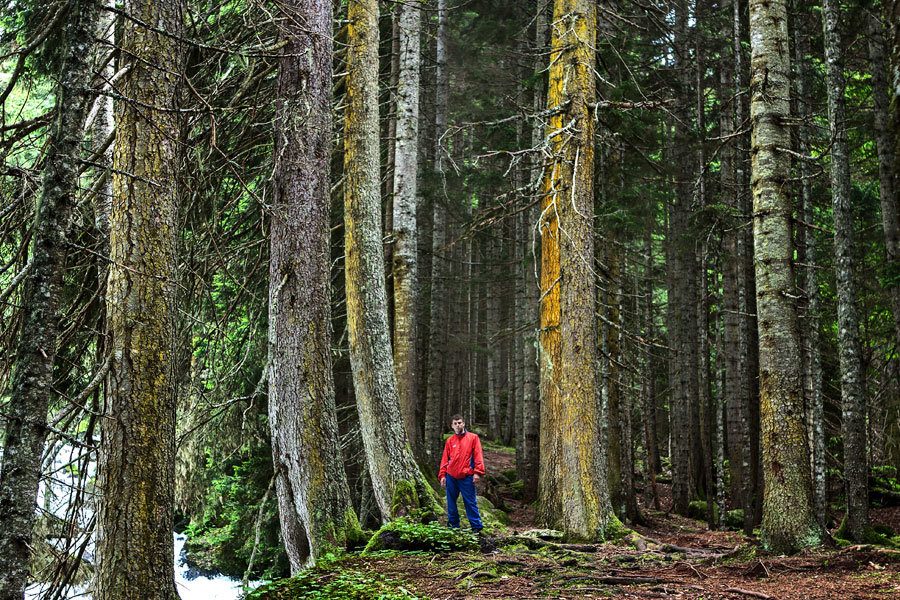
[358,447,900,599]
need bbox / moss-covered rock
[363,518,479,553]
[725,509,744,530]
[687,500,721,523]
[442,492,510,531]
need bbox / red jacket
[438,430,485,480]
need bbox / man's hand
[440,477,446,488]
[473,474,481,484]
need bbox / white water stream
[18,444,260,600]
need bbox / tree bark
[792,6,826,528]
[343,0,438,523]
[669,0,698,516]
[268,0,360,570]
[748,0,823,554]
[0,2,100,598]
[96,0,185,596]
[821,0,869,541]
[867,11,900,374]
[392,0,423,457]
[519,0,547,505]
[423,0,450,470]
[537,0,614,541]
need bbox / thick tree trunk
[392,0,423,457]
[822,0,869,541]
[96,0,185,596]
[0,2,99,598]
[537,0,614,541]
[268,0,360,570]
[343,0,438,522]
[748,0,823,554]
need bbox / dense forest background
[2,0,900,597]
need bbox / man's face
[451,419,465,435]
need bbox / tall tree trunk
[0,2,99,598]
[886,0,900,477]
[670,0,698,516]
[605,243,623,517]
[867,11,900,373]
[520,0,547,505]
[822,0,869,541]
[96,0,185,596]
[642,228,661,510]
[423,0,450,469]
[487,243,502,440]
[268,0,360,570]
[737,0,761,533]
[343,0,438,522]
[392,0,423,457]
[748,0,823,554]
[537,0,614,541]
[720,0,745,512]
[792,6,826,527]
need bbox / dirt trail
[395,446,900,599]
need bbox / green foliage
[182,448,287,580]
[363,517,479,553]
[687,500,717,523]
[246,555,423,600]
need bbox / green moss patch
[246,556,421,600]
[364,517,480,553]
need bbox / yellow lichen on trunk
[537,0,612,542]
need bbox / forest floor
[254,446,900,600]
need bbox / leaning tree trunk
[344,0,438,522]
[392,0,423,457]
[268,0,361,571]
[748,0,823,554]
[0,2,99,598]
[96,0,186,597]
[821,0,869,541]
[537,0,614,541]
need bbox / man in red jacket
[438,414,485,533]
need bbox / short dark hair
[450,414,464,423]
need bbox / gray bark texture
[0,2,100,598]
[392,0,423,457]
[748,0,823,554]
[669,0,698,516]
[793,13,826,526]
[423,0,450,469]
[822,0,869,541]
[867,11,900,365]
[268,0,359,571]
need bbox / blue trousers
[446,474,483,530]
